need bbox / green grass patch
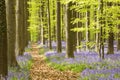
[20,60,33,70]
[114,73,120,78]
[46,58,92,73]
[25,60,33,70]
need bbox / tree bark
[47,0,52,49]
[86,6,90,51]
[16,0,24,56]
[72,3,77,52]
[77,13,82,51]
[99,0,104,59]
[0,0,8,77]
[56,0,62,53]
[107,2,114,54]
[107,32,114,54]
[24,0,29,46]
[5,0,19,67]
[117,25,120,51]
[66,2,74,58]
[40,1,46,45]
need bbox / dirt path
[30,44,79,80]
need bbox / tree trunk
[86,6,90,51]
[53,0,56,41]
[99,0,104,59]
[47,0,52,49]
[24,0,29,46]
[117,25,120,51]
[94,3,100,53]
[66,2,74,58]
[40,1,46,45]
[77,13,82,51]
[16,0,24,56]
[107,2,114,55]
[107,32,114,54]
[95,5,100,53]
[72,3,77,52]
[56,0,62,53]
[62,4,66,41]
[5,0,19,67]
[0,0,8,77]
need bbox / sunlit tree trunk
[66,2,74,58]
[77,13,82,51]
[0,0,8,77]
[62,4,66,41]
[56,0,62,53]
[86,6,90,51]
[5,0,19,67]
[40,1,45,45]
[95,5,100,53]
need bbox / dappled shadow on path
[30,44,79,80]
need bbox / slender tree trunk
[62,4,66,41]
[0,0,8,77]
[40,1,45,45]
[86,6,90,51]
[99,0,104,59]
[56,0,62,53]
[77,13,82,51]
[95,5,100,53]
[47,0,52,49]
[53,0,56,41]
[117,24,120,51]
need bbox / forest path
[30,44,79,80]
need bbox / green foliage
[71,27,86,32]
[28,0,120,53]
[28,0,41,42]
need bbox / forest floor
[30,44,79,80]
